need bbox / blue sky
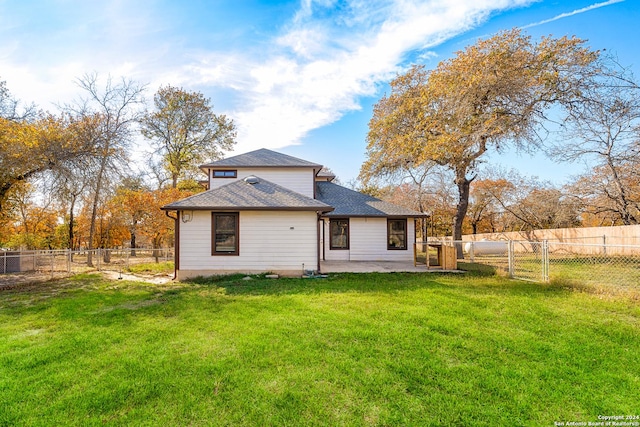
[0,0,636,185]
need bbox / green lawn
[1,272,639,426]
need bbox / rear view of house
[162,148,426,279]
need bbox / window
[387,219,407,250]
[212,213,239,255]
[212,170,237,178]
[330,219,349,250]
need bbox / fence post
[542,240,549,283]
[469,242,475,263]
[508,240,514,278]
[67,249,71,275]
[602,235,607,256]
[97,248,101,271]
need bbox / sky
[0,0,637,185]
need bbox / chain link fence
[5,241,639,291]
[547,241,640,290]
[460,239,640,289]
[0,248,174,287]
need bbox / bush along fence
[0,248,174,278]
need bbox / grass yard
[1,272,639,426]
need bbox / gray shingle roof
[200,148,322,169]
[316,181,427,217]
[162,176,333,212]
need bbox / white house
[162,148,426,279]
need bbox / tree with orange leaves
[138,188,193,261]
[364,29,600,254]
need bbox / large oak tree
[363,29,599,255]
[140,85,236,188]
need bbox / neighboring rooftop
[316,181,427,217]
[162,176,333,212]
[200,148,323,169]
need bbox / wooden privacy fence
[463,224,640,251]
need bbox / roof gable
[316,181,426,217]
[200,148,322,169]
[162,176,333,212]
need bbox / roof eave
[199,163,322,170]
[161,206,334,212]
[321,212,428,218]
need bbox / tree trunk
[453,169,472,259]
[130,231,136,257]
[153,242,161,263]
[87,152,108,267]
[68,195,76,261]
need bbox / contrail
[522,0,624,29]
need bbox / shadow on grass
[187,272,447,296]
[183,269,565,299]
[0,269,596,306]
[548,276,640,301]
[457,261,499,276]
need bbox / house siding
[322,217,416,262]
[178,210,318,279]
[209,168,315,198]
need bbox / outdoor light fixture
[182,210,193,223]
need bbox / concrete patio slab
[320,261,461,273]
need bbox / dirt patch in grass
[0,270,174,292]
[0,272,73,289]
[101,270,174,285]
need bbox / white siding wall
[323,217,416,262]
[178,210,318,278]
[209,168,315,197]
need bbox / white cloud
[190,0,536,153]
